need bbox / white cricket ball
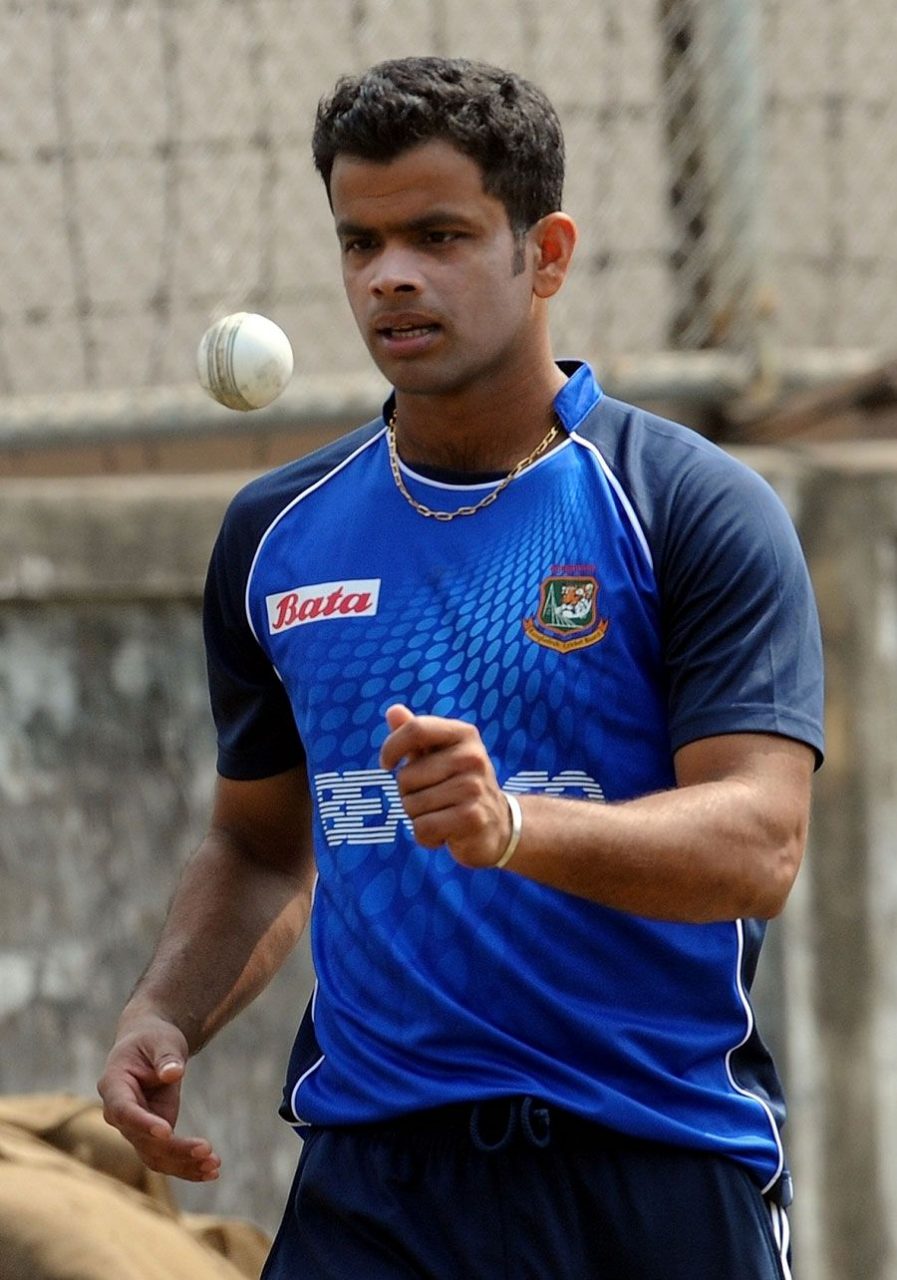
[197,312,294,411]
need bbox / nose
[367,245,422,298]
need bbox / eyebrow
[335,209,478,238]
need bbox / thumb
[155,1055,186,1085]
[385,703,415,731]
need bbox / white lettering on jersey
[267,579,381,634]
[313,767,604,847]
[314,770,413,847]
[503,770,605,802]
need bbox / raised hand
[379,704,514,869]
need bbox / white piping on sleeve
[570,432,654,572]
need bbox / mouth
[373,316,442,357]
[377,323,439,340]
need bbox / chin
[382,362,482,400]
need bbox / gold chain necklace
[386,412,559,522]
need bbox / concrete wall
[774,444,897,1280]
[0,475,313,1232]
[1,451,895,1274]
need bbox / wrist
[116,996,188,1043]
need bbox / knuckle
[456,741,484,770]
[461,801,489,833]
[464,774,488,801]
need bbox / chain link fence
[2,0,896,407]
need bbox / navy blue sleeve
[657,442,824,762]
[203,480,306,781]
[202,419,385,780]
[590,399,824,764]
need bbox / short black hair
[312,56,565,234]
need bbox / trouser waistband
[317,1096,655,1153]
[309,1095,792,1205]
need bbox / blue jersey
[203,361,824,1199]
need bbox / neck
[392,360,567,473]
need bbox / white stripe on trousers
[767,1201,792,1280]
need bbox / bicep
[673,733,816,915]
[209,766,316,886]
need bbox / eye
[341,236,376,256]
[423,229,462,245]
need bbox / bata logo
[266,579,381,633]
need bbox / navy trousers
[261,1098,791,1279]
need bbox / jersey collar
[554,359,604,434]
[380,359,603,438]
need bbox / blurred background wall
[3,0,897,425]
[2,2,897,1278]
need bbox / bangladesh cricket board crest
[522,566,609,653]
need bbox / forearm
[121,831,313,1053]
[510,777,805,923]
[383,715,814,924]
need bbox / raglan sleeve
[202,489,305,781]
[657,447,824,765]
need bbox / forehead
[330,139,508,230]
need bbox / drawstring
[520,1096,551,1148]
[469,1097,552,1153]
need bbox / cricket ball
[197,312,294,411]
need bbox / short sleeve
[203,493,305,781]
[658,450,824,764]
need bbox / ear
[531,212,578,299]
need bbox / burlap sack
[0,1095,270,1280]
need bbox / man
[99,57,824,1278]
